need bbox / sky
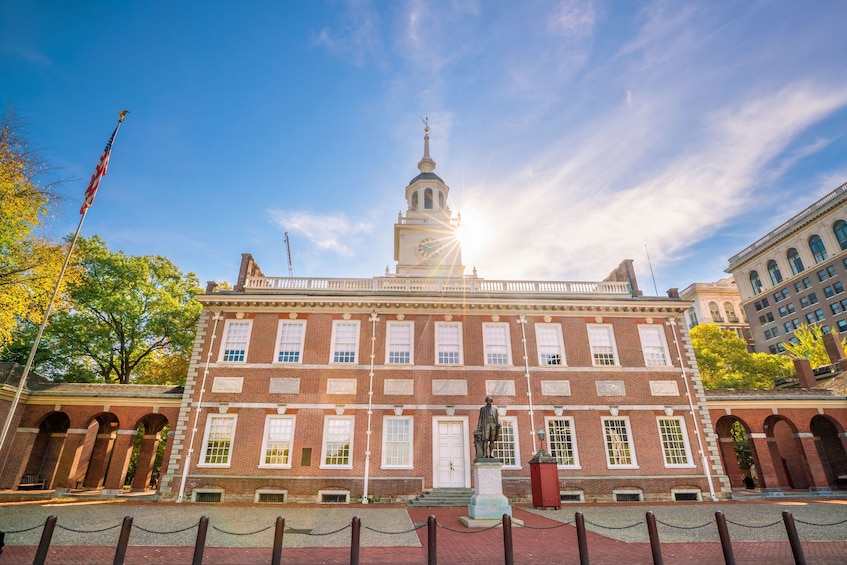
[3,1,847,295]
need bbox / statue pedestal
[460,459,520,527]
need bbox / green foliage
[690,323,792,389]
[730,421,753,472]
[17,236,202,384]
[782,324,847,368]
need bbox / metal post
[782,511,807,565]
[33,515,57,565]
[192,515,209,565]
[646,511,664,565]
[575,511,590,565]
[271,516,285,565]
[503,514,515,565]
[113,516,133,565]
[714,511,736,565]
[427,515,437,565]
[350,516,361,565]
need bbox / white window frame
[656,416,694,468]
[385,321,414,365]
[259,415,296,468]
[381,416,413,469]
[602,416,638,469]
[199,414,238,468]
[491,416,521,469]
[219,320,252,363]
[587,324,620,367]
[482,322,513,366]
[544,416,581,469]
[274,320,306,364]
[637,324,671,367]
[435,322,463,365]
[330,320,360,364]
[535,323,566,366]
[320,415,355,469]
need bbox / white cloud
[548,0,596,38]
[268,210,373,257]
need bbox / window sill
[664,463,697,469]
[259,464,293,469]
[607,465,640,470]
[197,463,232,468]
[557,465,582,470]
[319,464,354,470]
[380,465,414,470]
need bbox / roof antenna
[284,232,294,278]
[645,243,659,296]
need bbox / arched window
[834,220,847,251]
[767,260,782,285]
[424,188,433,209]
[438,191,445,209]
[786,248,804,275]
[749,271,762,295]
[709,301,722,321]
[809,235,828,263]
[724,302,737,322]
[410,191,418,210]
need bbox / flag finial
[117,110,129,122]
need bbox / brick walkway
[3,506,847,564]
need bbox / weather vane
[117,109,130,122]
[420,115,429,133]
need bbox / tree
[689,323,792,389]
[0,111,71,347]
[25,236,203,384]
[782,324,846,368]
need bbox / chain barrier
[210,524,275,536]
[1,524,43,534]
[297,523,352,537]
[519,521,573,530]
[655,518,712,530]
[55,523,120,534]
[437,521,503,534]
[584,518,644,530]
[363,523,427,535]
[725,518,783,529]
[793,517,847,527]
[133,523,199,535]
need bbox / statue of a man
[476,396,501,459]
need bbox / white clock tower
[393,124,465,279]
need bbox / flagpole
[0,111,127,461]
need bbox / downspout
[177,310,222,503]
[668,317,718,501]
[518,315,537,453]
[362,310,379,503]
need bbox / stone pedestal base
[467,460,512,520]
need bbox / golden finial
[420,115,429,133]
[117,110,129,122]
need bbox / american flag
[79,111,127,214]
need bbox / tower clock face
[417,238,442,259]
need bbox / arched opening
[424,188,433,209]
[410,191,418,210]
[767,260,783,285]
[834,220,847,251]
[125,414,170,491]
[764,415,809,489]
[438,191,445,209]
[79,413,120,489]
[715,416,761,489]
[708,301,722,321]
[20,412,70,490]
[787,248,804,275]
[810,415,847,488]
[809,235,828,264]
[724,302,737,322]
[749,271,762,295]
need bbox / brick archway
[714,415,764,489]
[810,415,847,488]
[764,415,809,489]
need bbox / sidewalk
[1,500,846,564]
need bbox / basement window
[672,489,701,502]
[255,489,288,504]
[613,490,642,502]
[319,489,350,504]
[192,489,224,503]
[559,491,584,503]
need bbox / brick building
[158,129,731,504]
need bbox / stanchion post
[33,515,57,565]
[782,511,807,565]
[575,511,590,565]
[427,515,437,565]
[350,515,361,565]
[113,515,134,565]
[271,516,285,565]
[714,511,736,565]
[503,514,515,565]
[192,515,209,565]
[646,511,664,565]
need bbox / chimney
[666,288,680,299]
[793,358,816,389]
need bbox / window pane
[639,326,668,366]
[659,419,690,465]
[204,416,235,465]
[588,326,617,366]
[383,418,411,466]
[484,324,510,365]
[547,419,576,466]
[387,323,412,364]
[436,324,461,364]
[264,418,293,465]
[277,322,304,363]
[333,323,358,363]
[604,419,633,466]
[492,420,517,466]
[222,322,250,362]
[536,324,563,365]
[324,418,352,466]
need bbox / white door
[435,420,466,487]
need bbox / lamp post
[529,426,559,509]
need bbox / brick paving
[2,503,847,564]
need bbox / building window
[724,302,738,322]
[838,320,847,333]
[424,188,433,209]
[687,308,698,328]
[492,417,520,468]
[275,320,306,363]
[794,277,812,292]
[330,321,360,364]
[749,271,763,295]
[658,417,692,467]
[809,235,828,263]
[535,323,565,366]
[828,265,837,277]
[638,325,670,366]
[483,323,512,365]
[381,416,413,468]
[321,416,354,468]
[220,320,251,362]
[435,322,463,365]
[546,417,579,467]
[438,191,445,209]
[588,324,619,366]
[832,302,843,315]
[787,248,804,275]
[260,416,295,467]
[386,321,414,364]
[200,414,237,467]
[603,417,637,468]
[708,302,722,321]
[767,260,783,285]
[410,191,418,210]
[834,220,847,251]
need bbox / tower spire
[418,116,436,174]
